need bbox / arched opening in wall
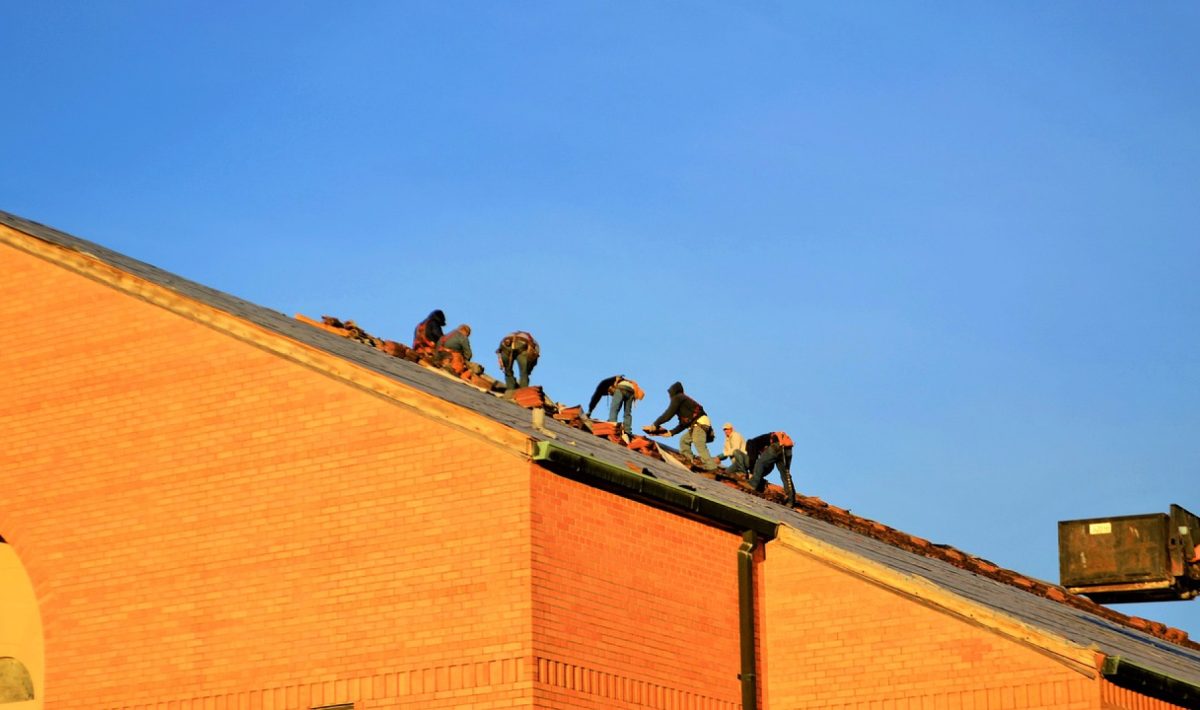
[0,539,42,708]
[0,659,33,702]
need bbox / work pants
[750,444,795,505]
[728,449,749,474]
[608,386,635,433]
[503,351,536,391]
[680,423,717,471]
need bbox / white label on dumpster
[1089,522,1113,535]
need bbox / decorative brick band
[101,656,529,710]
[98,655,743,709]
[533,655,739,710]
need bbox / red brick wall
[762,539,1100,709]
[0,241,535,709]
[529,468,745,709]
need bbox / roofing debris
[296,312,1196,652]
[297,314,502,391]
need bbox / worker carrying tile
[586,375,645,434]
[436,324,480,376]
[412,309,446,355]
[746,431,796,506]
[496,331,539,391]
[717,422,749,474]
[644,382,717,471]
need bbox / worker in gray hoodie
[647,382,717,471]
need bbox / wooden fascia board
[774,525,1101,678]
[0,224,530,457]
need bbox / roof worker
[746,431,796,506]
[412,309,446,355]
[586,375,645,434]
[436,324,478,376]
[646,382,717,471]
[717,422,749,475]
[496,331,539,392]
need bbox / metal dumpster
[1058,504,1200,603]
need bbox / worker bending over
[747,431,796,506]
[496,331,540,391]
[412,309,446,355]
[586,375,644,434]
[717,422,748,474]
[648,382,717,471]
[436,324,476,375]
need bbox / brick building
[2,209,1198,710]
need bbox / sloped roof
[4,209,1199,695]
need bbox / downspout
[739,530,760,710]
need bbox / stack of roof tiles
[587,420,624,442]
[510,386,548,409]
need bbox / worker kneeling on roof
[747,431,796,506]
[646,382,717,472]
[717,422,749,474]
[586,375,644,434]
[436,324,481,376]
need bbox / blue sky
[4,2,1198,634]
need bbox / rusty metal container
[1058,504,1200,603]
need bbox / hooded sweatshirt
[413,309,446,349]
[652,381,705,434]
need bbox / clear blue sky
[4,2,1198,634]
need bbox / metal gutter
[1102,656,1200,709]
[530,440,778,540]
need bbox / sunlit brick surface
[0,243,534,708]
